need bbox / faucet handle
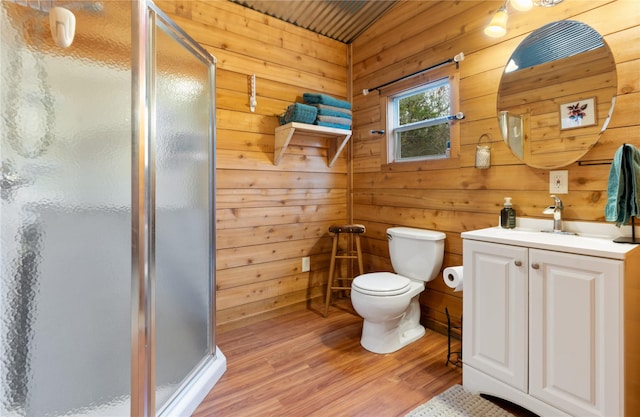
[550,194,563,209]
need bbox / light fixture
[484,0,564,38]
[484,4,508,38]
[511,0,533,12]
[536,0,565,6]
[504,58,519,73]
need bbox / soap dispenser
[500,197,516,229]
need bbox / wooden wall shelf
[274,122,352,167]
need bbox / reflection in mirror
[497,20,617,169]
[500,111,524,159]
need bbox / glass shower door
[1,2,220,415]
[150,9,216,413]
[0,2,132,416]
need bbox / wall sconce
[511,0,534,11]
[484,0,564,38]
[484,4,508,38]
[475,134,492,169]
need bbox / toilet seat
[352,272,411,296]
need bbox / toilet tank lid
[387,227,446,241]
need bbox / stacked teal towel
[605,144,640,226]
[303,93,352,130]
[313,104,352,118]
[302,93,351,109]
[280,102,318,125]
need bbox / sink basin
[461,223,635,260]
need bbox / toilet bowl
[351,227,445,354]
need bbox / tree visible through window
[390,78,451,162]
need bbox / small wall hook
[249,74,257,113]
[50,6,76,48]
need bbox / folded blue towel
[315,121,351,130]
[281,102,317,124]
[314,107,353,119]
[605,144,640,226]
[312,104,352,118]
[303,93,351,110]
[317,115,351,127]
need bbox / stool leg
[340,234,359,293]
[355,234,364,275]
[324,232,339,317]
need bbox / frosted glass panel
[153,17,213,411]
[0,2,132,416]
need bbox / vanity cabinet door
[529,249,623,417]
[463,240,528,392]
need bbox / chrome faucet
[543,195,563,233]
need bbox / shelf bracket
[274,122,352,167]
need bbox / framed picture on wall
[559,98,597,130]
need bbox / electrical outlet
[301,256,310,272]
[549,170,569,194]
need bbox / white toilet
[350,227,445,354]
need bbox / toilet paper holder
[445,307,462,368]
[443,265,463,292]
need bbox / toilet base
[360,319,426,354]
[356,292,426,354]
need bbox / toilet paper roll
[443,266,464,292]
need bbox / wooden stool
[324,224,365,317]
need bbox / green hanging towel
[605,144,640,226]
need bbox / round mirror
[497,20,617,169]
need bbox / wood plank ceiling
[227,0,399,43]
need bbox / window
[381,67,460,167]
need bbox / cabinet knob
[514,260,522,267]
[531,263,540,269]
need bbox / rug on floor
[405,384,516,417]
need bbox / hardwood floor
[193,300,531,416]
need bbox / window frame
[379,66,461,171]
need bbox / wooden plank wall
[154,0,638,333]
[156,1,350,329]
[350,0,639,334]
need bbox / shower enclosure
[0,1,225,416]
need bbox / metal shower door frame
[131,2,217,416]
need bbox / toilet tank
[387,227,445,282]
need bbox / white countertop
[461,219,640,260]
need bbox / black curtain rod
[368,112,465,135]
[362,52,464,96]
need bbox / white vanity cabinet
[528,249,622,417]
[462,241,529,393]
[462,227,640,417]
